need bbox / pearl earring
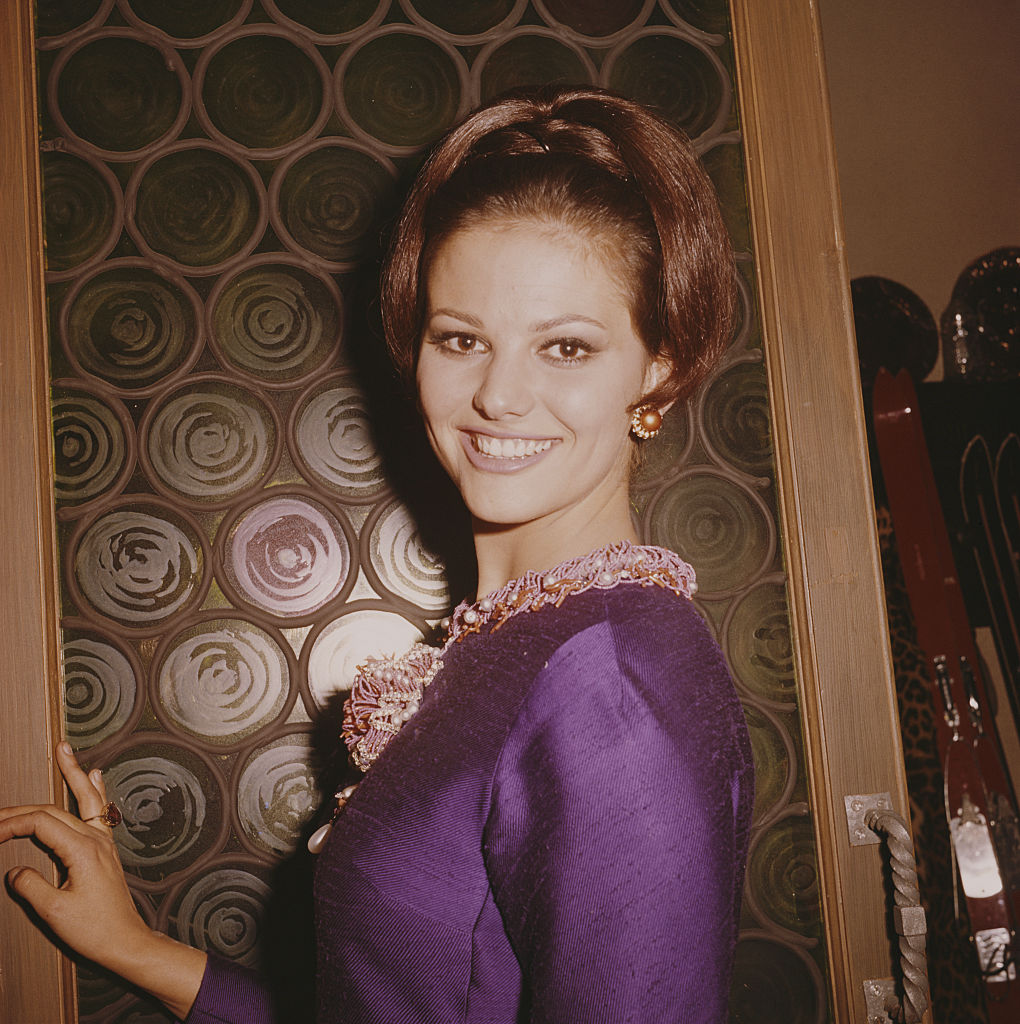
[630,405,663,440]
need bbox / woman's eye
[545,339,591,363]
[432,333,482,355]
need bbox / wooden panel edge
[0,0,76,1020]
[729,0,911,1020]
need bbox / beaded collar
[308,541,695,854]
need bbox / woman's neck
[471,504,641,598]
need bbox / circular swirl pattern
[199,34,326,152]
[647,472,773,596]
[63,634,136,748]
[210,261,342,385]
[702,360,773,478]
[748,818,822,935]
[41,150,118,273]
[479,33,594,101]
[728,937,823,1024]
[171,867,270,966]
[606,33,724,139]
[124,0,249,40]
[157,619,289,744]
[367,501,450,612]
[726,581,796,705]
[223,495,351,619]
[274,142,397,266]
[131,146,263,269]
[143,380,277,504]
[340,31,465,150]
[52,390,128,505]
[237,735,318,855]
[74,507,205,625]
[292,378,385,498]
[743,704,793,824]
[54,35,185,154]
[104,746,219,875]
[305,610,423,711]
[63,264,201,391]
[537,0,651,38]
[265,0,383,39]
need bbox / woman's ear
[642,354,676,414]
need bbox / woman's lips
[458,430,560,473]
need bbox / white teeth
[473,435,553,459]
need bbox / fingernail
[59,741,72,755]
[6,867,25,887]
[90,770,102,783]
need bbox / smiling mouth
[470,434,556,459]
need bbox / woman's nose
[472,351,535,420]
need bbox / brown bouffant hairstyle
[381,85,736,410]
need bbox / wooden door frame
[0,1,76,1022]
[0,2,910,1021]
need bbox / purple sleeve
[182,954,276,1024]
[482,603,753,1024]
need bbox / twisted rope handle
[866,807,931,1023]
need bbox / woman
[1,86,753,1023]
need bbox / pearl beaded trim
[311,543,696,853]
[342,541,695,772]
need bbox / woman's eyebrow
[531,313,607,332]
[427,307,484,328]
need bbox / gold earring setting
[630,405,663,440]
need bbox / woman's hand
[1,741,207,1020]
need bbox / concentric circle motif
[144,380,277,504]
[171,867,270,967]
[647,472,773,596]
[237,734,318,856]
[53,34,186,155]
[104,746,220,876]
[478,32,595,102]
[605,32,725,139]
[292,379,385,499]
[131,146,263,269]
[340,31,466,150]
[728,936,823,1024]
[224,495,351,619]
[209,261,342,385]
[263,0,384,40]
[274,142,397,267]
[367,501,450,612]
[123,0,250,41]
[198,33,327,152]
[157,619,289,744]
[726,581,796,705]
[41,150,119,274]
[52,390,129,506]
[63,634,137,749]
[74,507,204,625]
[305,610,423,711]
[702,359,773,479]
[748,817,822,935]
[63,264,201,392]
[662,0,731,38]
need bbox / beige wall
[819,0,1018,339]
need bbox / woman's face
[416,218,665,536]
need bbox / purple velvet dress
[185,583,753,1023]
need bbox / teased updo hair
[381,85,735,409]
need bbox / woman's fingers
[55,741,106,822]
[90,768,108,805]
